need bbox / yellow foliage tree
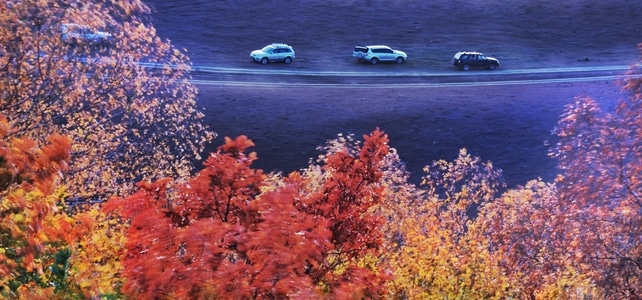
[381,149,510,299]
[65,207,126,297]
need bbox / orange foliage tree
[478,179,599,299]
[105,130,391,299]
[0,0,215,200]
[0,113,76,298]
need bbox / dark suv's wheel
[462,64,470,71]
[396,57,405,64]
[489,63,497,70]
[370,57,379,65]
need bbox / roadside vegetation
[1,0,640,299]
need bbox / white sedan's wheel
[396,57,404,64]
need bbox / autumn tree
[0,0,215,200]
[381,149,510,299]
[103,136,262,299]
[105,130,391,299]
[478,179,600,299]
[0,113,78,298]
[287,129,391,298]
[64,207,126,298]
[549,46,642,298]
[105,136,324,299]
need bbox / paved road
[190,65,637,88]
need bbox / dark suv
[452,52,499,71]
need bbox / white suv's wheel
[261,57,268,65]
[284,57,292,64]
[370,57,379,65]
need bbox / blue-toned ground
[147,0,641,187]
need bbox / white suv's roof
[366,45,392,49]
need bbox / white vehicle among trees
[61,23,113,46]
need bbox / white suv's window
[373,48,393,54]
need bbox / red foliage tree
[104,136,267,298]
[288,129,391,298]
[106,130,391,299]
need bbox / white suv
[250,43,295,64]
[353,45,407,64]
